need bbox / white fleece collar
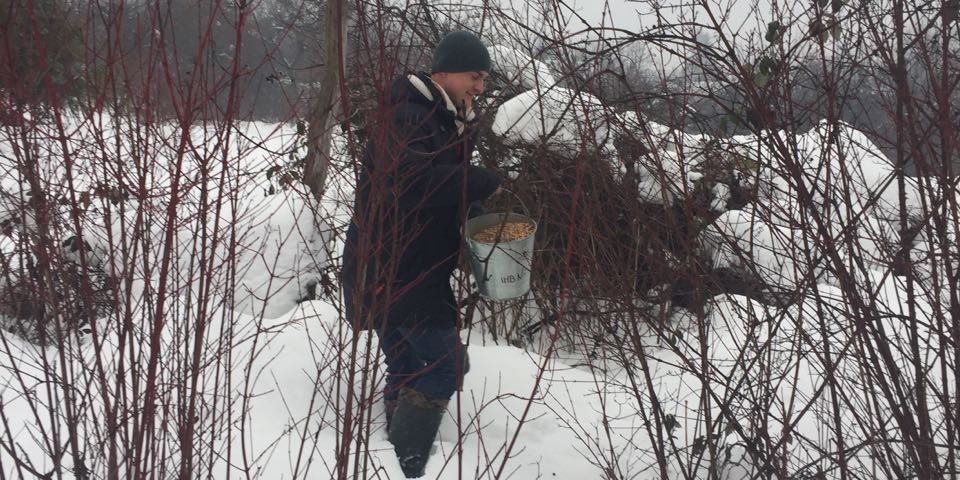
[407,74,476,134]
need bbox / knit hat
[431,31,491,73]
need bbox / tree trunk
[302,0,348,201]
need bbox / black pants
[379,324,467,401]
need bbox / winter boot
[387,388,448,478]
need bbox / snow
[493,87,614,152]
[1,107,956,478]
[488,45,557,91]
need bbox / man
[340,30,500,478]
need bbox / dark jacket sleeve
[391,109,500,209]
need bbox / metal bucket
[465,212,537,301]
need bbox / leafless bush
[1,0,957,478]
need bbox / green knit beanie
[431,31,491,73]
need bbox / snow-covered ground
[0,49,956,478]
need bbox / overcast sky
[507,0,822,71]
[561,0,772,34]
[479,0,773,71]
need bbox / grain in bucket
[464,212,537,300]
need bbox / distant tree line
[1,0,331,122]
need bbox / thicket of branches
[0,0,957,478]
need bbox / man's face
[432,71,488,110]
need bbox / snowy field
[0,49,956,479]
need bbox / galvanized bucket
[465,212,537,301]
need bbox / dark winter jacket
[341,72,500,329]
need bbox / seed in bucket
[472,222,534,244]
